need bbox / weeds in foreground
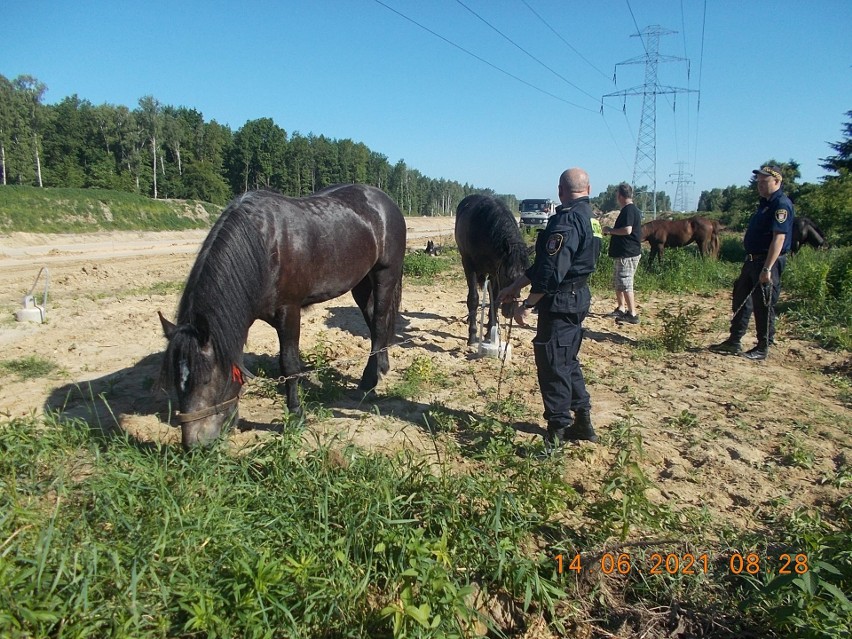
[386,355,447,400]
[1,410,848,637]
[779,433,816,469]
[0,414,569,638]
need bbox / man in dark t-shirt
[603,182,643,324]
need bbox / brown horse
[159,185,406,448]
[641,216,721,266]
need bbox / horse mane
[170,192,271,380]
[476,196,528,281]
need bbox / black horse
[791,216,827,253]
[159,184,406,448]
[454,194,529,345]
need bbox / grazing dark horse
[454,194,529,345]
[159,184,406,448]
[791,216,827,253]
[641,215,720,266]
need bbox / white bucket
[15,295,46,323]
[15,267,49,324]
[477,326,512,361]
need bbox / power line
[454,0,603,106]
[625,0,649,57]
[520,0,611,82]
[692,0,707,185]
[373,0,596,112]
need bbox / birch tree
[137,95,162,198]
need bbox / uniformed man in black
[710,165,794,360]
[499,168,601,448]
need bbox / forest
[0,74,514,215]
[2,73,850,243]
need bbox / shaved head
[558,167,590,204]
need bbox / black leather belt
[558,276,589,292]
[746,253,786,262]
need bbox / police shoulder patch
[775,208,789,224]
[546,233,564,255]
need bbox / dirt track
[0,218,849,532]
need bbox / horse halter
[173,364,251,425]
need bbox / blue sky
[3,1,850,209]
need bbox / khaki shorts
[613,255,641,292]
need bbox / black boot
[566,408,598,443]
[743,342,768,360]
[709,337,742,354]
[544,423,568,447]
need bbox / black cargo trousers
[730,255,786,347]
[532,284,591,430]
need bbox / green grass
[591,238,850,351]
[0,185,219,233]
[591,242,740,296]
[0,409,848,638]
[782,246,852,350]
[0,355,57,380]
[402,250,457,284]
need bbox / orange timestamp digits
[728,552,809,575]
[553,551,809,576]
[554,552,710,576]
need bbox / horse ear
[158,311,177,340]
[194,312,211,347]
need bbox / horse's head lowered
[159,311,244,449]
[498,242,530,317]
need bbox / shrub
[658,303,701,352]
[784,247,852,350]
[402,251,448,280]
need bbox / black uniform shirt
[744,189,794,254]
[526,197,598,297]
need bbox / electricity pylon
[667,161,694,213]
[603,25,697,218]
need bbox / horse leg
[352,275,382,392]
[649,242,660,267]
[274,305,302,415]
[461,257,480,345]
[352,276,375,329]
[357,267,400,393]
[486,276,498,339]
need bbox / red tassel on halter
[231,364,244,385]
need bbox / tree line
[2,74,847,241]
[0,74,516,215]
[695,111,852,245]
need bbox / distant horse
[455,194,529,345]
[159,185,406,448]
[791,216,827,253]
[641,215,720,266]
